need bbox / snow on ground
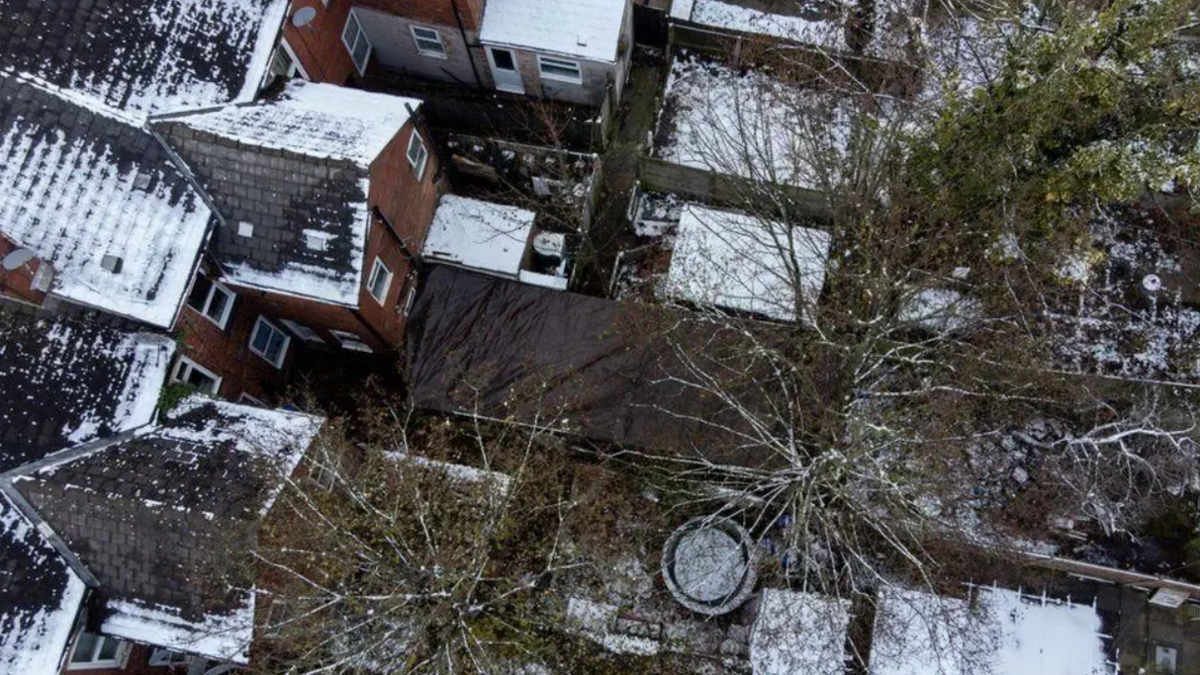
[655,53,855,190]
[870,586,1112,675]
[424,195,537,277]
[479,0,627,62]
[680,0,846,48]
[1052,212,1200,382]
[750,588,851,675]
[665,203,830,323]
[102,598,255,664]
[0,495,86,675]
[171,81,422,167]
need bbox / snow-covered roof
[0,310,174,472]
[664,203,830,322]
[480,0,628,62]
[869,586,1113,675]
[424,195,536,278]
[750,588,851,675]
[0,0,287,119]
[13,398,323,663]
[655,54,855,190]
[0,494,85,675]
[0,74,213,327]
[165,81,423,167]
[157,87,386,306]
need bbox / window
[537,56,582,84]
[68,633,126,669]
[171,357,221,396]
[410,26,446,58]
[249,317,291,368]
[406,131,428,180]
[341,10,372,75]
[366,258,393,304]
[265,40,308,87]
[148,648,191,667]
[187,278,235,329]
[238,392,266,406]
[330,330,374,353]
[280,318,325,343]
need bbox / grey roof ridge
[0,428,149,589]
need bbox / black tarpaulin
[406,265,779,466]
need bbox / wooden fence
[639,156,831,219]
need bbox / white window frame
[341,10,372,76]
[537,55,583,84]
[171,357,222,396]
[330,329,375,353]
[238,392,266,406]
[192,281,236,329]
[406,131,429,180]
[148,648,192,667]
[280,318,325,343]
[66,633,128,670]
[276,39,309,80]
[249,317,291,369]
[366,258,393,305]
[410,25,447,59]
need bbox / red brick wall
[178,289,291,402]
[0,235,48,305]
[285,0,486,85]
[284,0,357,85]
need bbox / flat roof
[424,195,536,278]
[665,203,830,322]
[480,0,627,62]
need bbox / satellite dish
[292,6,317,28]
[2,248,35,271]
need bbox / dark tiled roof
[12,397,320,661]
[0,304,174,473]
[0,493,85,673]
[0,73,213,327]
[157,120,369,306]
[0,0,287,117]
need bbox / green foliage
[157,381,197,413]
[907,0,1200,256]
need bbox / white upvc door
[486,46,524,94]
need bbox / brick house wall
[0,235,48,306]
[284,0,358,85]
[177,282,293,402]
[286,0,490,88]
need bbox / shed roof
[0,307,174,473]
[0,74,213,327]
[0,0,286,118]
[665,203,830,323]
[424,195,536,278]
[13,397,322,663]
[480,0,627,62]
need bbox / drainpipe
[449,0,485,88]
